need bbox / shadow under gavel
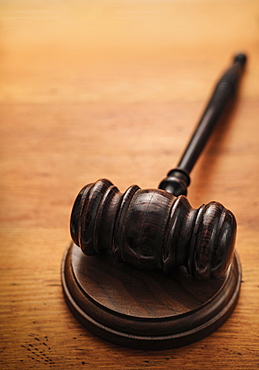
[70,53,246,279]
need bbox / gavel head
[70,179,236,279]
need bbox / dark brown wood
[69,56,247,280]
[62,243,242,350]
[65,54,246,350]
[70,178,236,279]
[158,53,247,196]
[2,1,258,367]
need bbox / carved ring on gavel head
[70,178,236,279]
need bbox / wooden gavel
[70,54,246,279]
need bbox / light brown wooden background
[1,1,258,369]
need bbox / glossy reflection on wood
[62,243,241,349]
[70,179,236,279]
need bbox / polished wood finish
[62,243,241,349]
[1,0,259,368]
[68,55,243,283]
[71,179,236,279]
[159,53,246,195]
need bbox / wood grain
[62,244,241,349]
[70,179,236,278]
[0,0,259,368]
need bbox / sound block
[61,243,241,350]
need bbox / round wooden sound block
[61,243,241,350]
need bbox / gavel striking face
[70,179,236,279]
[70,54,245,280]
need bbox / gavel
[70,54,246,279]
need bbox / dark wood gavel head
[70,179,236,279]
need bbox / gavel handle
[159,53,247,196]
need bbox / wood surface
[0,0,259,368]
[62,244,242,350]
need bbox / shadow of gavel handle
[70,54,246,279]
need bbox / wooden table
[1,1,258,368]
